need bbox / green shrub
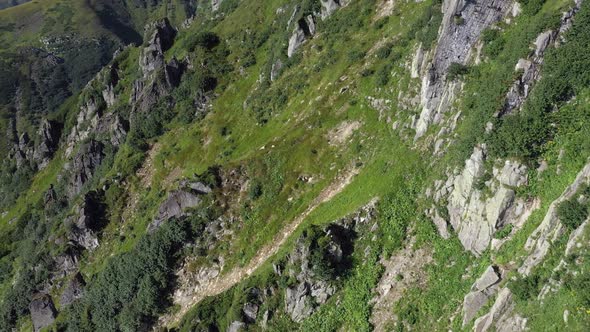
[557,199,588,230]
[375,64,392,86]
[347,49,366,62]
[375,43,393,59]
[510,274,541,301]
[447,62,469,81]
[185,32,220,52]
[494,224,514,239]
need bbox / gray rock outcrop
[148,190,202,232]
[60,273,85,306]
[212,0,223,12]
[462,266,502,326]
[228,321,245,332]
[501,1,582,115]
[415,0,512,140]
[33,119,61,169]
[430,146,529,255]
[473,287,527,332]
[287,21,309,58]
[519,161,590,275]
[284,203,374,322]
[68,140,105,198]
[66,192,106,251]
[30,294,57,332]
[321,0,341,19]
[139,18,177,76]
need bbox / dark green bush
[375,64,392,86]
[185,31,220,52]
[557,199,588,230]
[510,274,541,301]
[447,62,470,81]
[376,43,393,59]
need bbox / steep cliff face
[415,0,513,140]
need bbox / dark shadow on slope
[94,3,143,45]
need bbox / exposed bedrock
[415,0,513,140]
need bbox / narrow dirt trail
[159,167,359,327]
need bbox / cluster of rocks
[8,118,62,170]
[65,191,107,251]
[426,145,531,255]
[132,18,191,115]
[286,0,349,58]
[282,203,374,322]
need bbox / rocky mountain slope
[1,0,590,331]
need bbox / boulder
[462,266,502,326]
[53,248,80,279]
[30,294,57,332]
[228,321,245,332]
[243,302,259,322]
[270,59,283,81]
[534,31,553,57]
[67,191,106,251]
[60,273,85,306]
[321,0,341,19]
[496,160,528,187]
[211,0,223,12]
[287,25,307,58]
[472,288,525,332]
[148,190,202,232]
[285,282,313,322]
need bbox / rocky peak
[140,18,177,76]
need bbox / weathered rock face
[463,265,502,326]
[429,146,529,255]
[53,247,81,279]
[60,273,85,306]
[33,119,62,169]
[66,191,107,251]
[30,294,57,332]
[287,21,309,58]
[415,0,513,140]
[65,97,103,157]
[321,0,341,19]
[211,0,223,12]
[68,140,105,198]
[148,190,203,232]
[228,320,246,332]
[473,287,527,332]
[140,18,177,76]
[101,65,119,107]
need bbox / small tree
[447,62,469,81]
